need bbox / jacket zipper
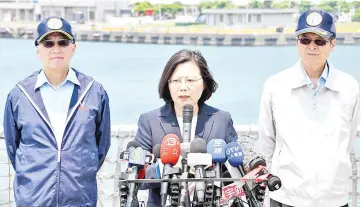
[17,80,95,206]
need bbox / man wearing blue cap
[256,9,359,207]
[3,16,111,206]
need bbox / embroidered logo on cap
[306,12,323,26]
[47,18,63,30]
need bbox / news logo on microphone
[226,142,244,166]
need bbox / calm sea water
[0,39,359,125]
[0,39,359,206]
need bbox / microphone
[207,139,227,206]
[152,144,163,179]
[119,140,142,206]
[226,142,262,207]
[126,145,147,207]
[182,104,193,143]
[120,140,140,160]
[187,138,212,205]
[179,104,193,207]
[249,157,282,191]
[153,144,161,159]
[160,134,181,206]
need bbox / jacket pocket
[81,149,98,175]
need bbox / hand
[254,182,267,203]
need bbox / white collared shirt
[257,60,360,206]
[35,68,80,161]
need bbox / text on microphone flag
[225,145,241,155]
[213,147,223,155]
[220,184,245,204]
[163,137,179,146]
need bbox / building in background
[0,0,133,23]
[199,8,298,27]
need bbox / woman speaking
[134,49,238,206]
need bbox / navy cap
[296,9,336,39]
[35,16,75,46]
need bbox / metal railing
[0,125,359,207]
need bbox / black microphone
[187,138,212,205]
[126,144,146,207]
[120,140,140,160]
[182,104,193,143]
[179,104,193,207]
[153,144,161,159]
[119,141,141,206]
[249,157,282,191]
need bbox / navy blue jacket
[135,102,238,206]
[3,69,111,207]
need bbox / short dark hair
[158,49,218,104]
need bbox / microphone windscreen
[127,140,140,149]
[249,157,267,171]
[190,138,207,153]
[225,142,244,167]
[160,134,181,165]
[152,144,161,158]
[207,139,227,163]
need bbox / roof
[201,8,298,15]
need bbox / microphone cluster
[118,105,282,207]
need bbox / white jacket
[256,61,359,207]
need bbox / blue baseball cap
[35,16,75,46]
[296,9,336,39]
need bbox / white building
[199,8,298,28]
[0,0,132,22]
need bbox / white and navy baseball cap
[296,9,336,39]
[35,16,75,46]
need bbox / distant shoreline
[1,21,359,46]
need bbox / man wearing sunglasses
[3,17,111,206]
[256,9,359,207]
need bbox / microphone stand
[179,155,191,207]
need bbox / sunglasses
[41,39,71,48]
[298,38,329,46]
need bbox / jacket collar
[17,68,94,123]
[158,102,215,142]
[290,60,341,91]
[34,68,80,90]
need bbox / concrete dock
[0,22,359,46]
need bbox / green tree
[134,1,154,14]
[218,0,235,8]
[271,1,291,9]
[249,0,264,8]
[352,0,360,9]
[160,2,184,15]
[199,0,235,9]
[352,7,360,22]
[271,0,297,9]
[318,0,338,13]
[299,0,312,13]
[199,1,214,9]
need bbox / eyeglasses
[298,38,329,46]
[41,39,71,48]
[168,77,203,87]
